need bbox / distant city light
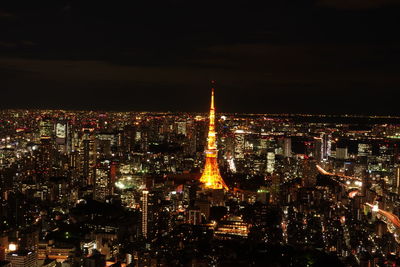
[372,205,379,212]
[8,243,17,251]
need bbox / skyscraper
[141,190,149,238]
[393,166,400,192]
[39,117,53,140]
[321,133,332,161]
[283,137,292,158]
[55,121,69,154]
[266,151,275,174]
[234,130,245,159]
[94,167,110,202]
[314,133,331,162]
[199,87,228,190]
[81,129,96,186]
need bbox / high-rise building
[283,137,292,158]
[5,251,37,267]
[301,159,318,187]
[39,118,53,140]
[55,121,69,154]
[175,121,187,136]
[185,120,197,155]
[393,166,400,191]
[96,133,114,157]
[266,151,275,174]
[199,87,228,190]
[141,190,149,238]
[234,130,245,159]
[313,137,322,161]
[270,174,281,203]
[94,167,110,202]
[321,133,331,161]
[314,133,331,161]
[336,147,348,160]
[38,138,54,180]
[81,129,96,186]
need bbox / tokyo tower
[200,86,229,190]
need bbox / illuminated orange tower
[200,86,229,190]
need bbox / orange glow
[107,261,126,267]
[316,164,362,181]
[200,88,228,190]
[348,190,359,198]
[366,202,400,228]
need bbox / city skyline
[2,1,400,266]
[2,85,400,265]
[2,104,400,266]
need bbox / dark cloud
[317,0,400,9]
[1,1,400,114]
[0,10,16,20]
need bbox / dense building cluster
[1,105,400,266]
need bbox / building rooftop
[6,250,35,257]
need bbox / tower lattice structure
[200,87,229,190]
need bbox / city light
[8,243,17,251]
[1,1,399,265]
[1,101,400,266]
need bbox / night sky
[1,1,400,114]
